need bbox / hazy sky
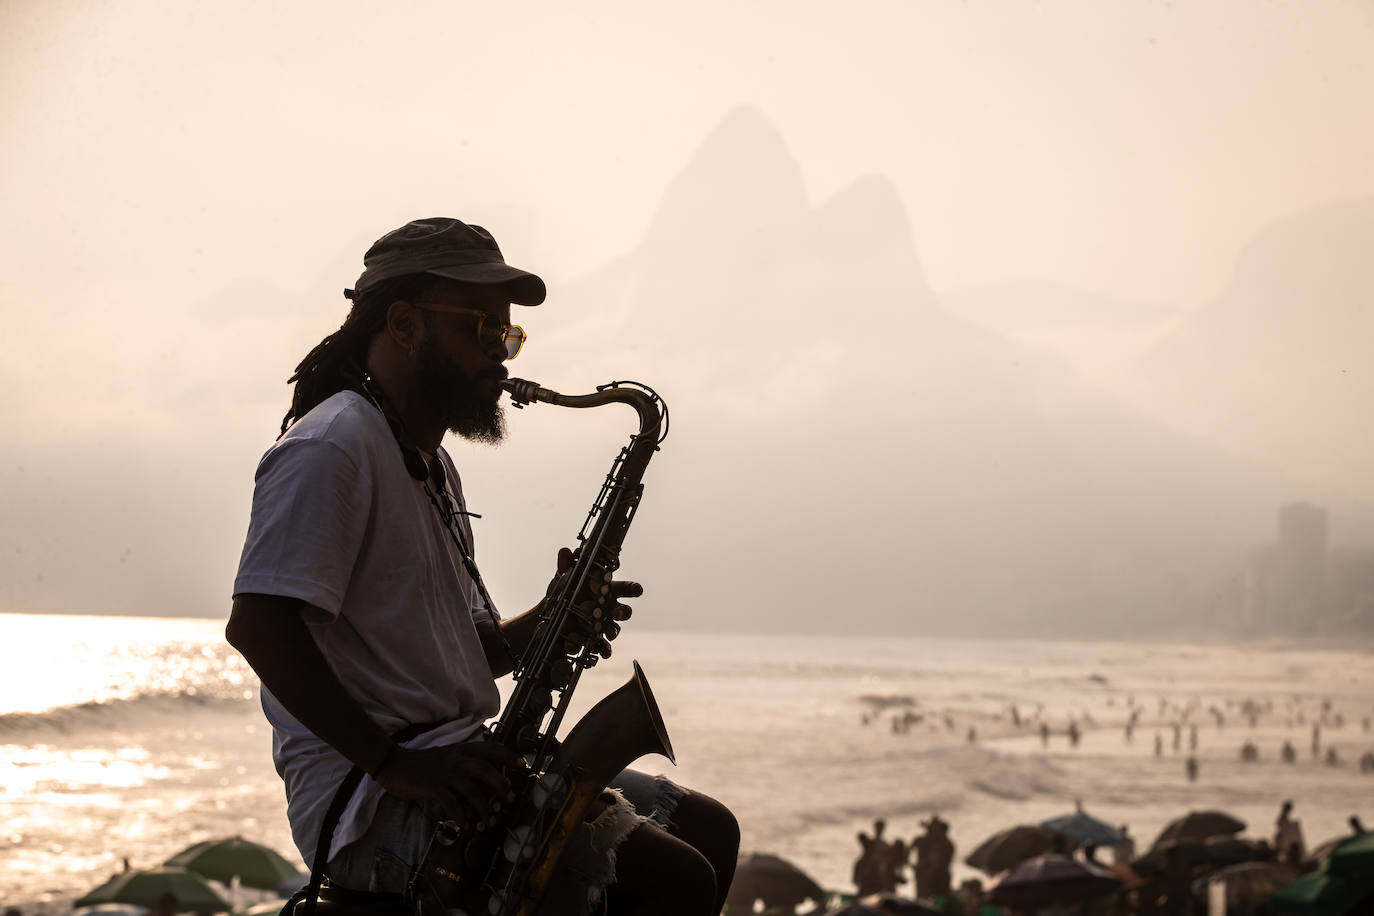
[3,0,1373,631]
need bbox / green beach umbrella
[74,866,232,914]
[165,836,303,891]
[1271,871,1372,916]
[1325,831,1374,880]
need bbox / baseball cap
[347,217,546,305]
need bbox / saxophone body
[413,379,674,916]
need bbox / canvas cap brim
[424,262,546,305]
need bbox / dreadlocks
[280,274,436,435]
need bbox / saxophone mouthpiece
[501,377,542,408]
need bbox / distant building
[1327,547,1374,629]
[1277,503,1327,632]
[1244,503,1329,634]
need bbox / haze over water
[4,1,1374,639]
[5,4,1374,910]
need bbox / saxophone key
[529,771,568,809]
[502,826,536,864]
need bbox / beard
[414,337,507,444]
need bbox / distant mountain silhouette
[549,106,1294,637]
[1130,198,1374,506]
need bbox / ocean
[3,613,1373,908]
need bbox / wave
[0,690,253,737]
[965,748,1067,802]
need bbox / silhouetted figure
[1275,800,1305,865]
[1360,751,1374,773]
[1282,740,1297,764]
[913,815,954,900]
[955,878,985,915]
[1312,722,1322,757]
[1172,722,1182,751]
[1188,723,1198,751]
[1363,715,1371,733]
[1112,826,1136,865]
[1040,722,1050,748]
[1067,720,1081,748]
[854,818,905,895]
[966,726,977,744]
[1154,733,1163,757]
[1326,747,1340,767]
[1240,741,1259,762]
[1350,816,1365,834]
[1185,755,1198,782]
[1009,704,1021,727]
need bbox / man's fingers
[442,769,504,826]
[448,753,517,798]
[611,603,633,623]
[609,580,643,599]
[556,547,574,571]
[438,786,479,827]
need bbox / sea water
[3,613,1373,906]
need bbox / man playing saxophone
[226,217,738,916]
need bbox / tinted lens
[503,325,526,360]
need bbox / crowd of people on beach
[824,799,1371,915]
[863,688,1374,785]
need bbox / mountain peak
[643,107,808,250]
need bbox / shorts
[326,768,684,916]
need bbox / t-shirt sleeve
[233,437,372,619]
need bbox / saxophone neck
[501,378,667,442]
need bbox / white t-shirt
[233,390,502,867]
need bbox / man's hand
[480,549,646,677]
[375,736,525,830]
[547,547,641,658]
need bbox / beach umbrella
[1324,831,1374,880]
[74,866,232,915]
[74,905,149,916]
[1151,810,1246,848]
[1305,833,1361,869]
[966,825,1060,875]
[856,893,944,916]
[986,854,1121,911]
[1271,871,1374,915]
[166,837,302,891]
[1134,834,1263,874]
[1040,811,1125,848]
[1192,861,1297,914]
[727,853,827,912]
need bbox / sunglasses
[413,303,527,360]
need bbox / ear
[384,300,423,355]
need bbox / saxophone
[413,378,675,916]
